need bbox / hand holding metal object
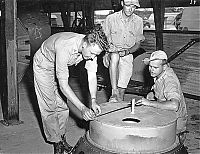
[81,106,95,121]
[91,101,101,116]
[96,104,131,117]
[119,49,130,57]
[96,101,142,118]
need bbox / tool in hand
[96,104,131,117]
[96,101,142,118]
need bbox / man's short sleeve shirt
[152,67,187,119]
[103,10,145,51]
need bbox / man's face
[148,59,165,78]
[82,43,102,60]
[122,0,137,17]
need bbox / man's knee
[103,53,111,68]
[110,52,120,62]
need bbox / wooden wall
[17,19,30,83]
[132,32,200,96]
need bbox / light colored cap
[143,50,168,65]
[124,0,140,7]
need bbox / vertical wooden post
[0,0,23,126]
[60,2,71,31]
[0,1,5,104]
[85,0,94,29]
[151,0,165,50]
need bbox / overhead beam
[16,0,200,11]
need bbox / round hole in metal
[122,118,140,123]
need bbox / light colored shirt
[40,32,97,80]
[103,10,145,52]
[152,67,188,133]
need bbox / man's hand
[119,50,130,57]
[136,97,151,106]
[146,92,155,100]
[91,100,101,116]
[81,106,95,121]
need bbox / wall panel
[132,32,200,96]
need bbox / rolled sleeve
[56,64,69,81]
[103,17,116,52]
[164,79,181,101]
[55,42,71,80]
[136,34,145,43]
[135,18,145,43]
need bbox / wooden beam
[17,0,200,11]
[60,2,71,31]
[0,0,23,126]
[151,0,165,50]
[85,0,95,29]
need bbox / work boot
[109,89,122,103]
[54,141,64,154]
[61,134,73,154]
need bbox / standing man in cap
[103,0,145,102]
[136,50,188,149]
[33,25,109,154]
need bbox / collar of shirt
[75,54,83,66]
[153,68,167,83]
[72,35,84,65]
[153,67,173,83]
[119,10,137,22]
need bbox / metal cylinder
[89,102,178,153]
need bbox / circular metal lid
[96,102,177,128]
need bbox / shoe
[61,135,73,153]
[109,89,122,103]
[54,141,64,154]
[109,94,119,103]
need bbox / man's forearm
[87,71,97,100]
[149,99,179,111]
[128,42,140,54]
[59,80,85,111]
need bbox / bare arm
[59,79,95,120]
[119,42,141,57]
[87,71,97,100]
[136,97,179,111]
[128,42,141,54]
[59,79,84,111]
[87,71,101,115]
[55,40,95,121]
[146,91,155,100]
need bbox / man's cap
[123,0,140,7]
[143,50,168,65]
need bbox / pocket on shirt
[126,31,136,47]
[111,30,122,46]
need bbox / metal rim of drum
[94,117,177,128]
[86,131,180,154]
[95,103,177,128]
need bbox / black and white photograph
[0,0,199,153]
